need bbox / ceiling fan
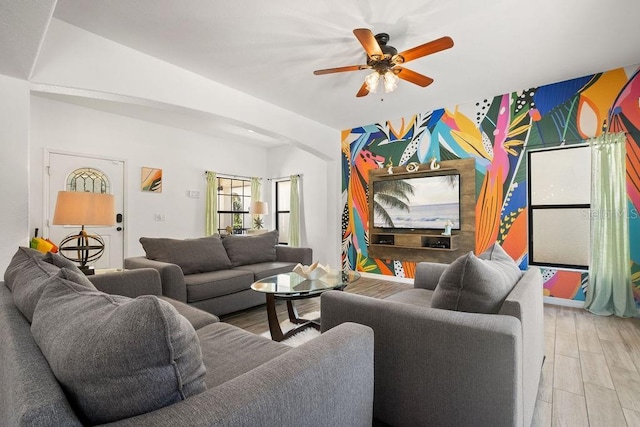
[313,29,454,97]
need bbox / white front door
[46,152,125,269]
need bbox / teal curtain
[289,175,300,247]
[586,132,638,317]
[251,177,261,229]
[205,171,218,236]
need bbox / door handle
[116,213,123,223]
[116,227,123,231]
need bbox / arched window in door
[66,168,110,194]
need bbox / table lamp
[249,201,268,229]
[52,191,116,275]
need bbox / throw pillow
[140,235,232,274]
[478,242,523,284]
[221,229,278,266]
[7,247,60,322]
[430,251,520,314]
[43,251,96,288]
[31,269,207,425]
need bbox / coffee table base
[265,294,320,342]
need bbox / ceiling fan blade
[353,28,383,58]
[396,36,454,63]
[313,65,368,75]
[395,67,434,87]
[356,82,370,97]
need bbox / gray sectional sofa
[321,243,544,427]
[125,230,312,316]
[1,247,374,426]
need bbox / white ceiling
[3,0,640,132]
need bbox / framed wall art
[141,167,162,192]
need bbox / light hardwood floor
[535,305,640,427]
[222,278,640,427]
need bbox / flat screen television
[372,173,461,230]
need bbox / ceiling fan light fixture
[383,71,399,93]
[365,71,380,93]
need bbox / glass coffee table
[251,270,361,342]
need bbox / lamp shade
[249,201,268,215]
[52,191,116,226]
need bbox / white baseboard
[544,296,585,308]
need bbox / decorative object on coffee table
[292,262,330,280]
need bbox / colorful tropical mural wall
[341,64,640,305]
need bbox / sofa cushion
[233,261,297,281]
[197,322,289,388]
[431,251,520,314]
[184,269,255,302]
[31,270,207,425]
[159,296,220,330]
[221,230,278,267]
[385,288,434,308]
[140,235,232,274]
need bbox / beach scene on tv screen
[373,175,460,229]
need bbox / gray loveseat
[1,247,373,426]
[321,244,544,427]
[125,230,312,316]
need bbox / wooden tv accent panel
[368,158,476,264]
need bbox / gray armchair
[321,262,544,427]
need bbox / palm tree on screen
[440,174,458,189]
[373,180,415,227]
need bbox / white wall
[26,18,342,265]
[32,19,340,161]
[29,95,268,258]
[267,146,341,266]
[0,75,30,274]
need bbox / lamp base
[79,265,95,276]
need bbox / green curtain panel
[251,177,261,229]
[289,175,300,247]
[205,171,218,236]
[586,132,638,317]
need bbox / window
[217,177,251,234]
[66,168,110,194]
[527,145,591,269]
[275,180,290,244]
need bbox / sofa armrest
[107,322,374,427]
[124,257,187,302]
[88,268,162,298]
[414,262,448,290]
[276,245,313,265]
[321,291,522,427]
[499,267,544,426]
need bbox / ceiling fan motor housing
[368,33,398,70]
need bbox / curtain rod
[536,130,631,147]
[204,171,261,180]
[267,174,301,181]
